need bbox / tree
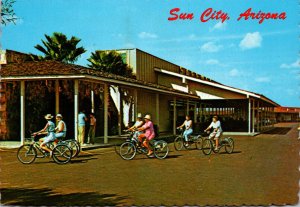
[87,50,132,77]
[33,32,86,63]
[1,0,18,25]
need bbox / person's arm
[138,123,149,131]
[204,122,212,131]
[57,122,64,133]
[34,123,49,135]
[178,121,185,129]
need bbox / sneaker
[49,151,53,158]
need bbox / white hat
[144,114,151,120]
[44,114,53,120]
[56,114,63,118]
[137,113,142,118]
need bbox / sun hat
[144,114,151,120]
[56,114,63,118]
[137,113,142,118]
[44,114,54,120]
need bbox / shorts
[209,131,222,140]
[41,133,56,145]
[55,132,66,140]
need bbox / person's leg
[78,126,83,144]
[183,130,189,142]
[82,126,86,144]
[91,126,95,144]
[87,128,91,144]
[138,134,146,145]
[144,139,153,155]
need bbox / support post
[74,80,79,141]
[173,97,177,135]
[252,99,255,133]
[20,81,25,145]
[186,99,189,115]
[104,83,109,143]
[55,80,59,119]
[118,87,122,136]
[91,90,94,113]
[156,93,160,127]
[134,89,138,119]
[248,98,251,134]
[194,102,197,123]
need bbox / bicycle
[201,132,234,155]
[119,130,169,160]
[17,135,73,164]
[174,128,203,151]
[60,138,81,158]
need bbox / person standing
[87,113,96,145]
[78,110,87,145]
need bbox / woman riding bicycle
[55,114,67,139]
[204,115,222,151]
[128,113,144,140]
[138,114,155,156]
[33,114,56,156]
[177,115,193,147]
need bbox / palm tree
[33,32,86,63]
[1,0,18,25]
[87,50,132,77]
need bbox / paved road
[1,123,299,206]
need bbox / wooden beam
[20,81,25,145]
[104,83,109,143]
[173,97,177,135]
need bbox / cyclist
[55,114,67,139]
[138,114,155,156]
[33,114,56,156]
[204,115,223,151]
[177,115,193,147]
[128,113,144,140]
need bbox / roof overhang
[1,74,199,100]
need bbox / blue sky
[2,0,299,106]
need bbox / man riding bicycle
[204,116,223,151]
[33,114,56,156]
[138,114,155,156]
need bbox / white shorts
[209,131,222,140]
[42,133,56,145]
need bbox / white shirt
[209,121,222,132]
[134,120,143,128]
[184,120,192,129]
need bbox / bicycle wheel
[52,144,72,164]
[65,140,80,158]
[194,135,203,150]
[153,140,169,159]
[225,137,234,154]
[17,144,37,164]
[119,142,136,160]
[174,136,183,151]
[202,139,212,155]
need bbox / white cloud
[280,59,300,69]
[209,21,227,32]
[205,59,220,65]
[188,34,197,40]
[138,32,158,39]
[123,43,135,48]
[239,32,262,50]
[229,68,239,77]
[201,42,223,53]
[255,77,270,83]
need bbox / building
[274,107,300,122]
[0,49,280,145]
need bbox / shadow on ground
[262,127,292,135]
[1,187,128,206]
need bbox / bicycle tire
[17,144,37,164]
[194,135,203,150]
[202,139,212,155]
[225,137,234,154]
[52,144,72,164]
[119,142,136,160]
[65,139,80,158]
[153,140,169,159]
[174,136,184,151]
